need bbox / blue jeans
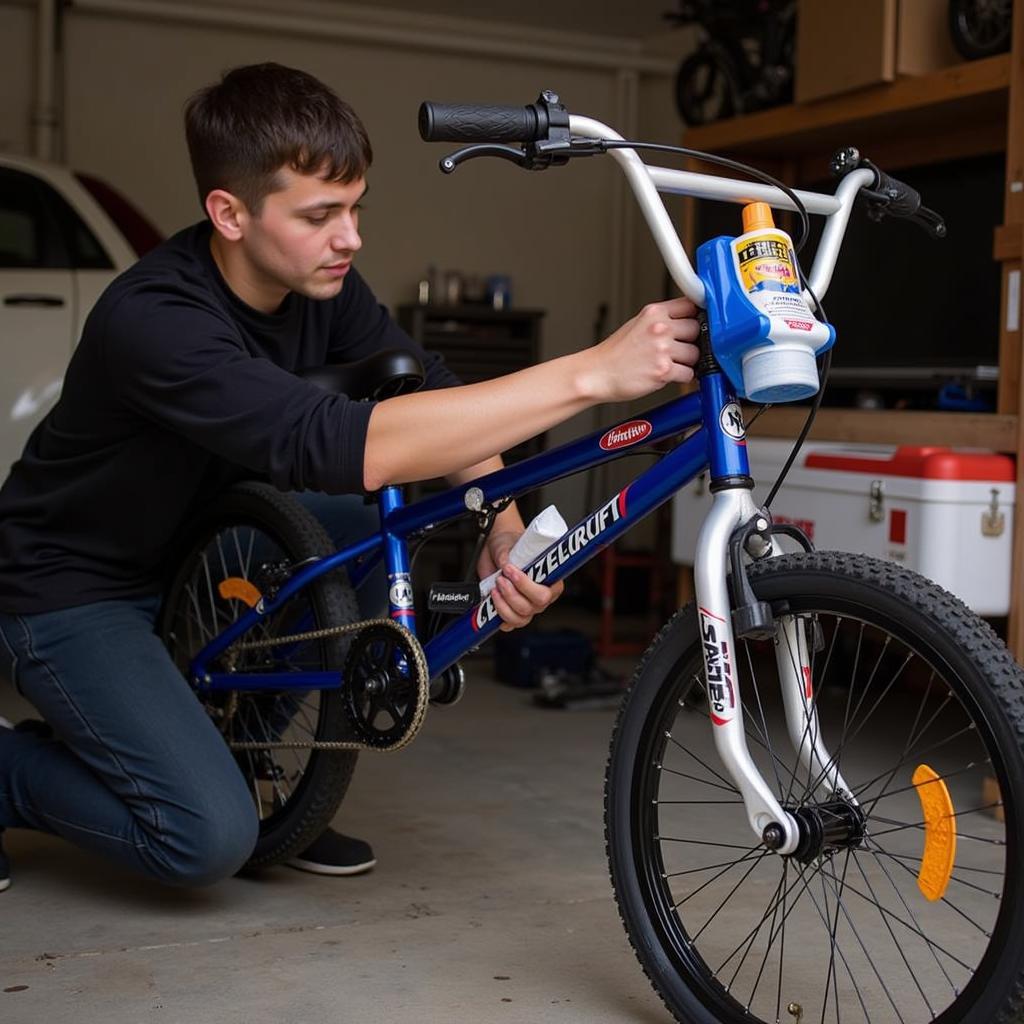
[0,491,381,887]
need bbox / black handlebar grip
[418,102,544,143]
[874,170,922,218]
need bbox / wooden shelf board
[746,407,1018,452]
[684,54,1011,159]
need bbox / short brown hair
[184,63,372,214]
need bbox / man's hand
[477,527,564,633]
[581,296,701,404]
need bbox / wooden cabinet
[397,304,544,386]
[396,302,546,527]
[679,1,1024,650]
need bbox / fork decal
[699,606,736,725]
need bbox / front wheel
[606,552,1024,1024]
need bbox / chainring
[343,622,430,749]
[219,617,429,753]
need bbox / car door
[0,167,76,475]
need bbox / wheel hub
[789,799,866,863]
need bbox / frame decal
[600,419,653,451]
[472,493,624,630]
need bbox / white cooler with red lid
[671,439,1016,616]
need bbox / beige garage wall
[5,0,694,524]
[0,4,33,155]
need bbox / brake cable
[437,121,939,515]
[562,137,824,510]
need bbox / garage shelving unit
[679,0,1024,654]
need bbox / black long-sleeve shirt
[0,222,458,613]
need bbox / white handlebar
[568,114,875,307]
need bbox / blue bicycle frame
[188,367,750,693]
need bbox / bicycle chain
[221,617,429,754]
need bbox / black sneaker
[286,829,376,876]
[0,832,9,893]
[13,718,53,740]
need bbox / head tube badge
[719,401,746,442]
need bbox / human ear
[205,189,247,241]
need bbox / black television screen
[693,153,1004,387]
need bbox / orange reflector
[217,577,263,608]
[912,763,956,901]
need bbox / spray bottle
[697,201,835,403]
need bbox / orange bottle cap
[742,201,775,233]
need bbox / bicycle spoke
[727,860,788,993]
[857,671,944,819]
[870,803,1002,830]
[714,857,827,977]
[856,760,986,805]
[798,643,916,807]
[868,816,1005,846]
[786,626,887,808]
[656,798,745,805]
[674,847,769,911]
[776,858,788,1024]
[854,844,944,1012]
[857,713,972,812]
[805,856,895,1024]
[872,847,1004,885]
[659,836,762,851]
[742,637,787,799]
[820,849,850,1024]
[665,856,773,880]
[664,733,739,793]
[247,746,264,819]
[775,615,829,806]
[814,864,975,972]
[865,839,998,940]
[744,867,789,1013]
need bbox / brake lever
[439,144,529,174]
[861,191,947,238]
[911,205,948,240]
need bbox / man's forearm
[362,352,594,491]
[361,297,702,491]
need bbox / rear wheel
[606,552,1024,1024]
[160,482,361,869]
[675,50,737,126]
[949,0,1012,59]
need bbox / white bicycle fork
[692,487,855,854]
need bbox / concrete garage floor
[0,650,672,1024]
[0,639,1002,1024]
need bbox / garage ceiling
[343,0,676,40]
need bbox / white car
[0,154,162,473]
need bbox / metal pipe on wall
[32,0,57,159]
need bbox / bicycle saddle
[298,349,425,400]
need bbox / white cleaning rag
[479,504,568,597]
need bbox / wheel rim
[628,597,1015,1023]
[679,57,732,124]
[163,522,341,830]
[957,0,1011,50]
